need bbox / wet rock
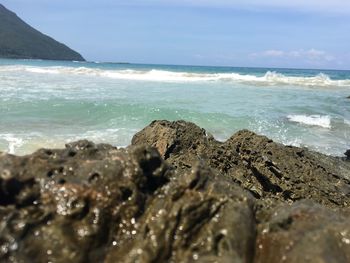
[0,139,256,263]
[105,163,256,263]
[345,149,350,161]
[255,200,350,263]
[0,143,171,262]
[0,121,349,263]
[133,120,350,214]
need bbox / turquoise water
[0,58,349,156]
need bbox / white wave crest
[25,67,61,74]
[2,134,24,154]
[1,65,350,87]
[287,114,331,128]
[262,72,338,87]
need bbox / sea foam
[287,115,331,129]
[1,65,350,87]
[2,134,23,154]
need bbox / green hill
[0,4,85,61]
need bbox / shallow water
[0,58,349,156]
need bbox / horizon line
[1,57,349,72]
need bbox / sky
[2,0,350,69]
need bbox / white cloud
[251,49,335,62]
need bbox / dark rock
[255,200,350,263]
[0,142,170,262]
[133,120,350,214]
[105,163,256,263]
[0,120,349,262]
[0,140,256,263]
[345,149,350,160]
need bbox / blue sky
[2,0,350,69]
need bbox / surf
[287,115,331,129]
[1,64,350,87]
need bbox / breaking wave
[287,115,331,129]
[1,134,24,154]
[1,65,350,87]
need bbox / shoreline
[0,120,349,262]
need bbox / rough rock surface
[132,121,350,211]
[254,201,350,263]
[345,149,350,160]
[0,120,349,262]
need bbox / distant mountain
[0,4,85,61]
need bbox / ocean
[0,58,349,156]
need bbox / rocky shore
[0,120,349,263]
